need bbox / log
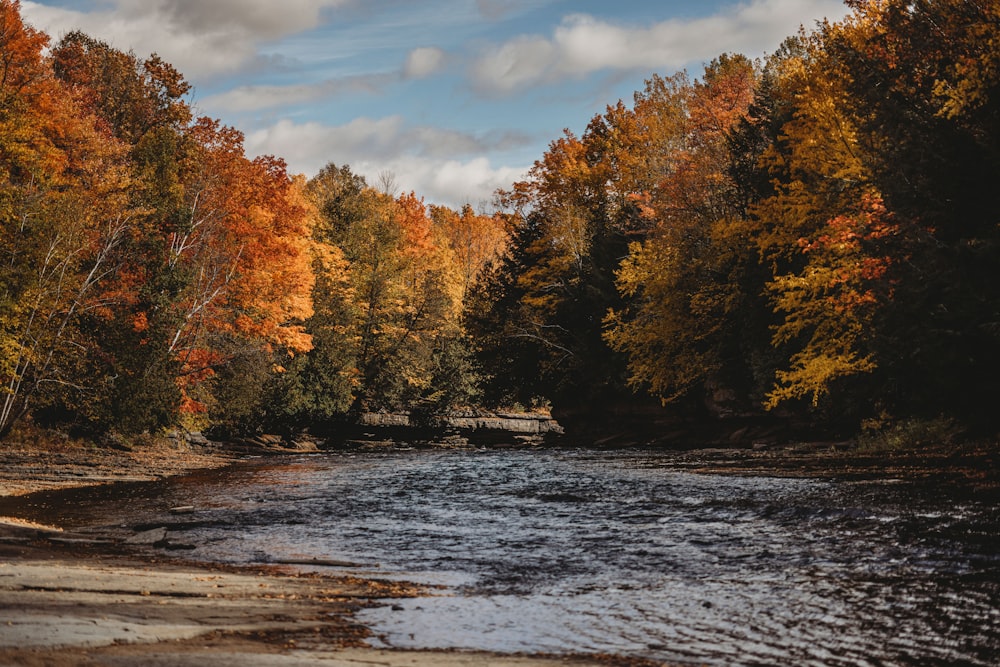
[273,557,378,568]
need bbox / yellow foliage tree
[604,55,759,404]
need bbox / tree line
[2,0,998,443]
[0,0,506,439]
[468,0,1000,438]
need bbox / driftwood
[273,557,378,569]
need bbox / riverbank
[1,519,664,666]
[0,514,662,667]
[0,427,995,665]
[0,428,238,498]
[0,432,666,666]
[652,439,1000,491]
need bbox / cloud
[469,0,848,94]
[21,0,350,78]
[475,0,536,21]
[247,117,530,164]
[145,0,342,40]
[203,46,450,114]
[371,155,528,208]
[202,74,396,113]
[245,118,529,207]
[204,45,454,114]
[403,46,447,79]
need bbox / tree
[50,31,191,145]
[604,55,761,408]
[288,165,473,418]
[820,0,1000,423]
[765,193,898,408]
[477,122,635,408]
[739,23,894,422]
[749,1,1000,428]
[430,203,508,301]
[0,1,141,435]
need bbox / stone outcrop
[440,412,563,435]
[327,410,565,447]
[358,410,563,435]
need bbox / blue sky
[22,0,849,208]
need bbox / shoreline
[0,514,659,667]
[0,525,654,666]
[0,432,995,665]
[0,435,665,667]
[0,432,239,498]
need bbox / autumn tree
[604,56,762,410]
[817,0,1000,424]
[50,31,191,145]
[430,203,508,301]
[736,25,892,418]
[0,10,315,437]
[0,1,143,436]
[464,212,552,408]
[741,1,1000,430]
[279,164,475,423]
[471,119,640,409]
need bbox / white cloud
[202,74,395,113]
[403,46,447,79]
[470,0,848,94]
[245,118,528,207]
[21,0,349,78]
[371,155,527,208]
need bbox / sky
[21,0,850,209]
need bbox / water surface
[5,448,998,665]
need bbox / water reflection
[2,448,997,665]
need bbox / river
[5,447,998,665]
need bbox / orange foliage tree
[1,2,315,435]
[0,0,142,435]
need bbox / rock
[125,527,167,545]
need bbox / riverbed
[3,447,998,665]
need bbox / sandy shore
[0,517,661,667]
[0,436,665,667]
[0,432,238,498]
[2,430,993,666]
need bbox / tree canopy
[2,0,998,443]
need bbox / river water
[5,448,999,665]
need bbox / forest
[2,0,999,446]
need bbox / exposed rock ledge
[358,410,564,436]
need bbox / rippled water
[6,448,999,665]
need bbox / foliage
[857,416,961,453]
[265,164,487,426]
[476,0,1000,438]
[3,0,999,444]
[604,55,762,405]
[1,2,314,437]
